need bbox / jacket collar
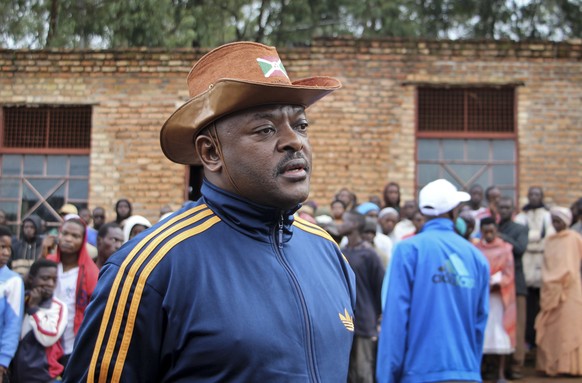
[201,179,298,243]
[422,217,454,232]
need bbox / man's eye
[258,127,275,135]
[296,123,309,131]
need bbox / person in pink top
[476,216,516,383]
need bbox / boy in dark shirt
[341,211,385,383]
[11,259,67,382]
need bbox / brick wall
[1,38,581,221]
[0,49,197,222]
[307,38,582,209]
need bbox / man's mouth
[280,159,309,179]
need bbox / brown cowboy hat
[160,41,342,165]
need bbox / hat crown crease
[187,42,290,98]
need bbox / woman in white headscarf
[535,206,582,376]
[122,215,152,243]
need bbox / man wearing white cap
[377,179,490,383]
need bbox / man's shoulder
[459,236,484,253]
[466,242,490,267]
[391,233,423,261]
[447,234,485,260]
[0,269,23,301]
[292,217,339,246]
[502,220,527,232]
[440,233,488,264]
[107,203,220,268]
[0,267,22,283]
[394,229,430,247]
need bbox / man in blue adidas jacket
[64,41,356,382]
[377,179,490,383]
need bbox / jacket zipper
[274,214,319,383]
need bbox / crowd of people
[293,182,582,383]
[0,199,171,382]
[1,40,581,383]
[0,181,580,382]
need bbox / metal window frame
[0,104,92,236]
[414,86,520,202]
[0,104,91,154]
[0,154,90,237]
[416,86,517,138]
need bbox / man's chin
[278,188,310,210]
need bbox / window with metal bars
[418,87,515,135]
[415,86,518,204]
[2,105,91,149]
[0,105,91,236]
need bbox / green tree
[1,0,581,49]
[1,0,48,48]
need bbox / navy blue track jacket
[64,180,356,382]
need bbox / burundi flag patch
[256,57,289,79]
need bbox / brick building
[1,37,581,232]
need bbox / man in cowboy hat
[64,42,356,382]
[377,179,490,383]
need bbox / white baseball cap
[418,179,470,216]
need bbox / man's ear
[195,134,222,173]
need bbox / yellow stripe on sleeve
[97,208,215,383]
[111,215,221,381]
[88,204,209,383]
[294,216,331,235]
[293,219,350,264]
[293,219,337,245]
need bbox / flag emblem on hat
[256,57,289,79]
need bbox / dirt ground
[483,357,582,383]
[515,364,582,383]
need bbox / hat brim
[160,77,341,165]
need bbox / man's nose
[277,125,305,152]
